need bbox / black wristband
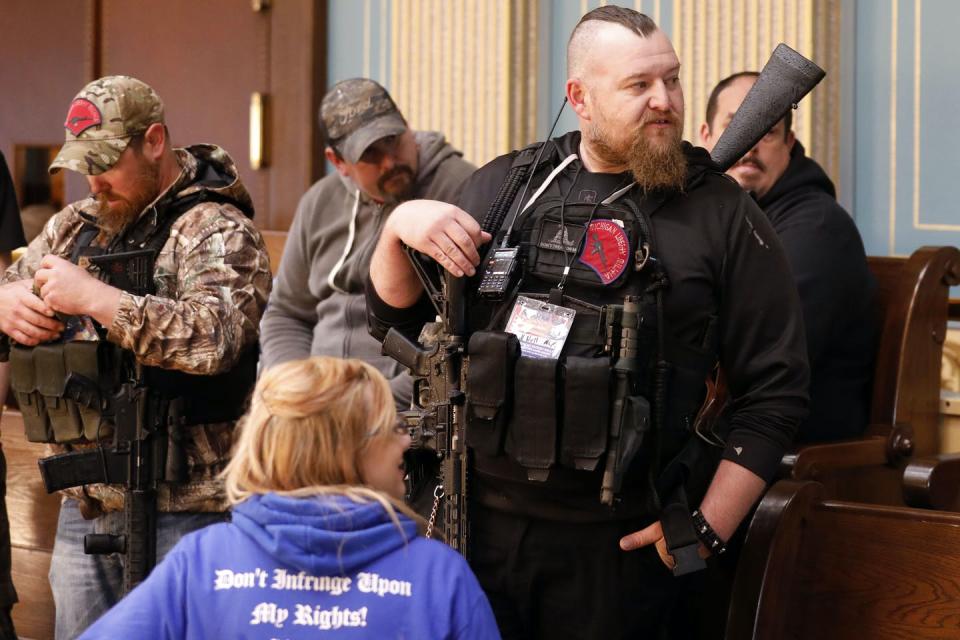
[691,509,726,555]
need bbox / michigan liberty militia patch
[578,219,630,284]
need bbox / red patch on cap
[64,99,102,136]
[578,219,630,285]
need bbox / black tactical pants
[470,504,695,640]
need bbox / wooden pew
[1,409,59,640]
[727,479,960,640]
[901,297,960,511]
[780,246,960,504]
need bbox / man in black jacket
[366,8,809,638]
[700,71,877,443]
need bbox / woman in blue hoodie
[78,356,500,640]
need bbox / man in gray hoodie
[260,78,474,409]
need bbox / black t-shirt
[368,131,810,521]
[0,152,26,253]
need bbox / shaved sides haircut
[567,6,658,77]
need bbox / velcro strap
[660,500,707,576]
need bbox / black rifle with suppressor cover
[37,249,181,593]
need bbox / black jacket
[369,132,810,520]
[756,142,877,443]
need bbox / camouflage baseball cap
[321,78,407,164]
[49,75,165,176]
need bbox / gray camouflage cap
[49,75,165,176]
[321,78,407,164]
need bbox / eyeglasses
[365,420,411,440]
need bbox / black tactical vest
[463,148,720,505]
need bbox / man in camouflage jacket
[0,76,271,639]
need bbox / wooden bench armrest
[779,423,915,480]
[780,436,889,480]
[902,453,960,510]
[780,436,887,480]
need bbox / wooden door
[100,0,270,223]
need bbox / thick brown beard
[627,130,687,194]
[586,120,688,194]
[95,159,162,241]
[585,121,630,168]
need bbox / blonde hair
[222,356,420,530]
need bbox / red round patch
[578,219,630,285]
[64,98,102,136]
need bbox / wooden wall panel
[0,0,92,206]
[99,0,270,225]
[10,547,54,640]
[2,410,60,640]
[267,0,327,232]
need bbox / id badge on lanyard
[504,295,575,359]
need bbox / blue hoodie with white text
[78,493,500,640]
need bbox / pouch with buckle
[505,356,558,481]
[560,356,611,471]
[465,331,521,457]
[63,341,103,441]
[34,343,85,443]
[523,200,639,290]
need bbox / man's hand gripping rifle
[382,261,470,557]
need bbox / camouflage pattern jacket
[0,145,272,514]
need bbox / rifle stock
[710,43,826,171]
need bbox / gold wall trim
[380,1,388,81]
[888,0,898,254]
[910,0,959,232]
[671,0,841,191]
[388,0,538,166]
[363,0,372,79]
